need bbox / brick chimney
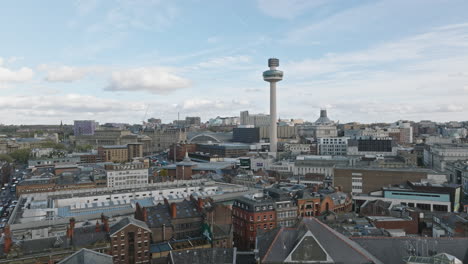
[66,226,71,239]
[3,224,12,254]
[69,218,75,238]
[170,203,177,218]
[69,218,76,229]
[103,217,110,233]
[164,198,169,206]
[95,220,101,232]
[197,198,204,211]
[135,202,142,220]
[337,185,343,192]
[142,207,148,222]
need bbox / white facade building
[106,162,148,188]
[284,143,311,154]
[317,137,349,156]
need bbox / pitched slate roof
[169,247,236,264]
[352,237,468,264]
[258,218,384,264]
[58,248,113,264]
[109,217,150,235]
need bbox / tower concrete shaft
[270,81,277,153]
[263,58,283,155]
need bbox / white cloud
[197,56,251,68]
[177,99,249,111]
[39,65,103,82]
[105,67,191,94]
[0,66,34,83]
[6,56,24,64]
[257,0,328,19]
[0,93,152,124]
[86,0,179,33]
[284,23,468,79]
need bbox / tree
[10,149,31,164]
[0,154,13,163]
[159,169,168,177]
[40,142,66,150]
[75,144,94,152]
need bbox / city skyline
[1,0,468,125]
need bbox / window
[263,215,266,220]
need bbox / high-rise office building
[73,120,96,136]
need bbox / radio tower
[263,58,283,155]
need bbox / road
[0,165,24,228]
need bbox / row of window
[277,211,297,219]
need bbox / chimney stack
[164,198,169,206]
[135,202,143,220]
[95,220,101,232]
[142,207,148,222]
[69,218,75,238]
[338,185,343,192]
[197,198,204,211]
[103,216,110,233]
[170,203,177,218]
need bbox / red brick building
[109,217,152,264]
[232,193,276,250]
[295,186,353,217]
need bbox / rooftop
[58,248,113,264]
[258,217,383,264]
[169,247,236,264]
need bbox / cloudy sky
[1,0,468,125]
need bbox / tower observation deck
[263,58,283,155]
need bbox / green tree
[10,149,31,164]
[0,154,13,163]
[75,144,94,152]
[40,142,66,150]
[159,169,168,177]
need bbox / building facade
[74,120,96,136]
[109,218,151,264]
[334,167,434,194]
[232,193,276,250]
[317,137,349,156]
[240,111,270,127]
[106,162,149,188]
[424,144,468,172]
